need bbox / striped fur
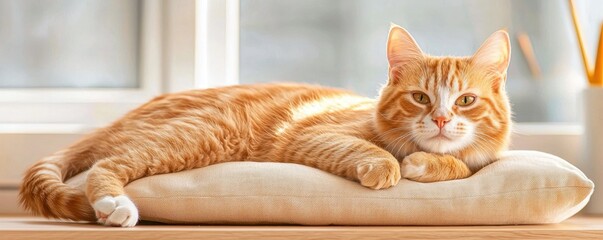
[19,26,512,226]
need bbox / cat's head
[376,24,512,169]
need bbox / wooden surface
[2,216,603,240]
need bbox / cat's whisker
[471,137,501,153]
[394,130,418,158]
[474,132,504,145]
[469,137,500,158]
[383,131,414,155]
[368,125,411,143]
[466,142,491,163]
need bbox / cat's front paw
[93,195,139,227]
[356,158,401,189]
[401,151,472,182]
[400,152,430,182]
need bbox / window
[0,0,196,128]
[0,0,140,88]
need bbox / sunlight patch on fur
[291,95,374,121]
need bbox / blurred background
[241,0,603,123]
[0,0,602,214]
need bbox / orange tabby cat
[19,25,511,227]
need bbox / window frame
[195,0,240,89]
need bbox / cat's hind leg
[86,154,177,227]
[86,156,145,227]
[86,137,242,227]
[93,195,138,227]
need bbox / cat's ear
[471,30,511,74]
[387,24,423,68]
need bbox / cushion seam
[128,185,592,200]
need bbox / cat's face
[376,25,511,168]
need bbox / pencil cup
[583,87,603,213]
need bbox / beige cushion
[67,150,593,225]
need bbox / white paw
[400,158,426,180]
[93,195,139,227]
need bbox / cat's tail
[19,149,96,221]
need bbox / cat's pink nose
[432,116,450,129]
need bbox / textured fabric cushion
[67,150,594,225]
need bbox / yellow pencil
[594,23,603,86]
[568,0,594,84]
[517,32,542,79]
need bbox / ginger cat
[20,25,511,227]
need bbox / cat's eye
[412,92,430,104]
[455,94,476,106]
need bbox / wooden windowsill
[2,215,603,240]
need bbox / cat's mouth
[429,132,453,141]
[419,132,462,154]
